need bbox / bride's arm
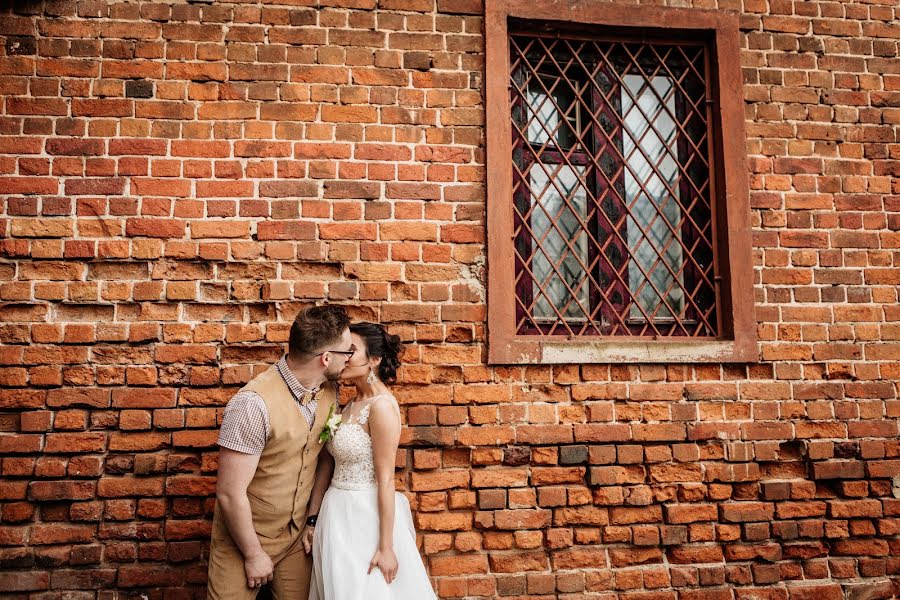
[301,449,334,554]
[368,397,402,583]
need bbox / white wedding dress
[309,395,437,600]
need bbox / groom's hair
[289,304,351,356]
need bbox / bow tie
[299,390,318,405]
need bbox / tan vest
[214,364,335,543]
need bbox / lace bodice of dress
[327,398,382,491]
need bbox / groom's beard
[323,362,344,382]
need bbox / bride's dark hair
[349,322,404,384]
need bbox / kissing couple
[207,305,437,600]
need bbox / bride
[303,322,437,600]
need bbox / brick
[7,98,68,116]
[457,426,515,446]
[321,105,378,123]
[111,388,176,408]
[155,345,216,364]
[489,551,548,572]
[28,481,95,501]
[471,469,528,489]
[411,471,470,491]
[0,572,49,591]
[116,565,181,588]
[574,423,631,442]
[255,220,315,241]
[97,477,164,498]
[609,547,663,567]
[30,524,96,545]
[554,546,610,569]
[494,509,551,530]
[415,512,472,532]
[812,460,865,480]
[665,504,717,524]
[171,430,218,448]
[125,218,186,239]
[109,432,171,452]
[46,138,106,156]
[47,388,109,408]
[786,584,845,600]
[828,499,883,519]
[131,178,192,197]
[429,554,488,576]
[165,476,216,497]
[10,218,72,237]
[742,422,793,441]
[44,432,106,453]
[720,502,775,523]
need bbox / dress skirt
[309,485,437,600]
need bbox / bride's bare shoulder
[367,393,401,422]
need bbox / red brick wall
[1,0,899,598]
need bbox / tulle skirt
[309,486,437,600]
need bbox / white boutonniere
[319,404,341,444]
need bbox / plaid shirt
[217,356,329,455]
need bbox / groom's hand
[244,550,274,589]
[301,525,315,554]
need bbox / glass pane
[530,164,589,321]
[621,74,685,321]
[526,76,578,149]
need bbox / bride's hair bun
[349,322,404,384]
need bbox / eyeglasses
[316,349,355,358]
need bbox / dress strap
[358,403,372,425]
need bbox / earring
[367,369,377,384]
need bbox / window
[486,3,755,364]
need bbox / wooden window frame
[486,0,756,364]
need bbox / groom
[207,305,353,599]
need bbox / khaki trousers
[207,521,310,600]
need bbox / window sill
[488,337,759,365]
